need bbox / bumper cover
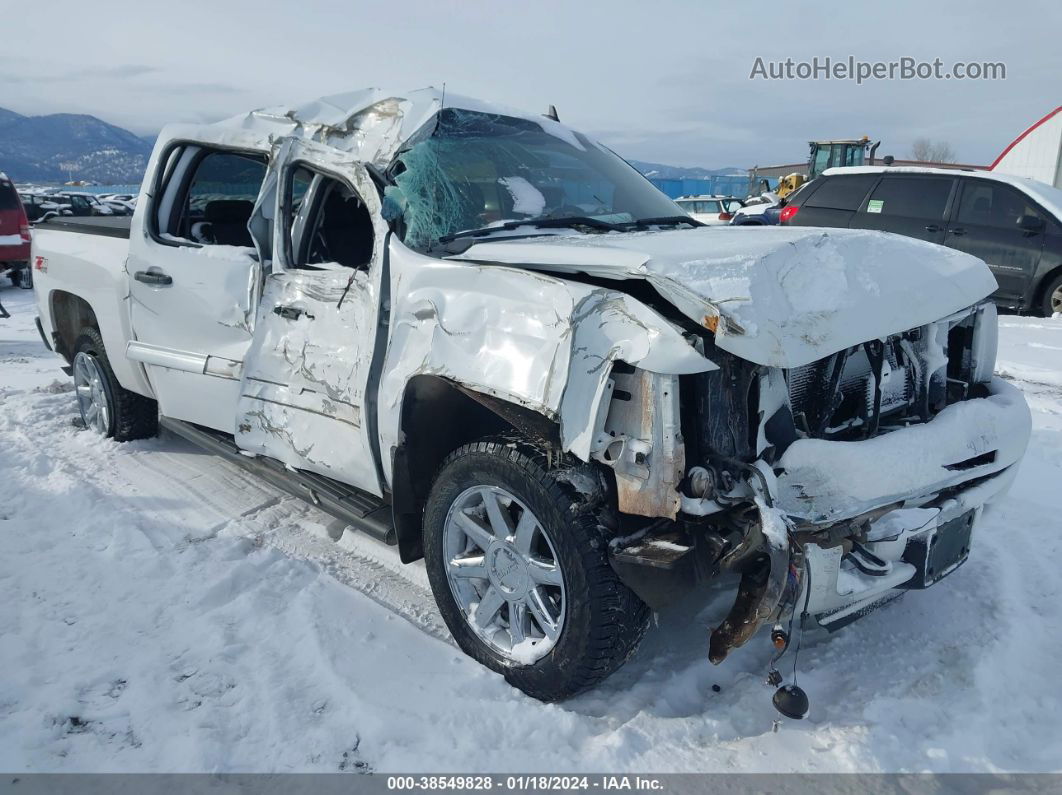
[708,377,1030,661]
[773,378,1031,524]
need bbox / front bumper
[610,377,1031,661]
[775,376,1030,631]
[704,377,1030,661]
[772,377,1031,524]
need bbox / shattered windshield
[389,108,682,252]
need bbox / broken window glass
[389,108,680,252]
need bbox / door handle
[950,227,966,237]
[924,225,940,233]
[273,305,314,321]
[133,270,172,286]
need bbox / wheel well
[1033,264,1062,312]
[390,375,561,563]
[50,291,99,362]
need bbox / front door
[943,178,1046,304]
[127,144,270,432]
[235,140,387,496]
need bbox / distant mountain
[628,159,746,180]
[0,108,153,184]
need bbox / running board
[159,417,396,545]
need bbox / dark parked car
[780,166,1062,316]
[729,192,782,225]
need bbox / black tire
[8,267,24,288]
[17,265,33,290]
[423,435,650,701]
[73,327,158,441]
[1039,271,1062,317]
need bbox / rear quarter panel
[32,228,154,397]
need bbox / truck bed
[37,215,131,239]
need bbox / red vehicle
[0,173,32,288]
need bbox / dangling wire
[791,553,814,685]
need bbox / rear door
[126,143,270,432]
[786,174,879,228]
[943,178,1046,303]
[849,174,956,244]
[235,139,388,496]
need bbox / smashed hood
[449,226,998,368]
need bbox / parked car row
[0,178,142,289]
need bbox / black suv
[781,167,1062,316]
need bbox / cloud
[153,82,249,96]
[0,63,160,85]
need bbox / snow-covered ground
[1,282,1060,773]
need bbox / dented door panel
[235,140,388,495]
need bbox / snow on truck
[30,88,1031,709]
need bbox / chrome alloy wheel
[73,352,111,435]
[442,485,566,663]
[1051,282,1062,315]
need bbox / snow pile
[2,281,1061,772]
[498,177,546,217]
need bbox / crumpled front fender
[378,242,716,486]
[558,289,717,461]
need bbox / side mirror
[1017,214,1044,232]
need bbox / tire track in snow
[100,432,453,645]
[0,360,451,648]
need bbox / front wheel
[423,436,650,702]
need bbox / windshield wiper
[623,216,703,230]
[438,215,624,245]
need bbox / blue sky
[1,0,1056,168]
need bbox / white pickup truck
[30,88,1031,707]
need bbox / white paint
[451,225,997,368]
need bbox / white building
[990,106,1062,188]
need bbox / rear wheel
[423,436,650,702]
[1040,271,1062,317]
[72,328,158,441]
